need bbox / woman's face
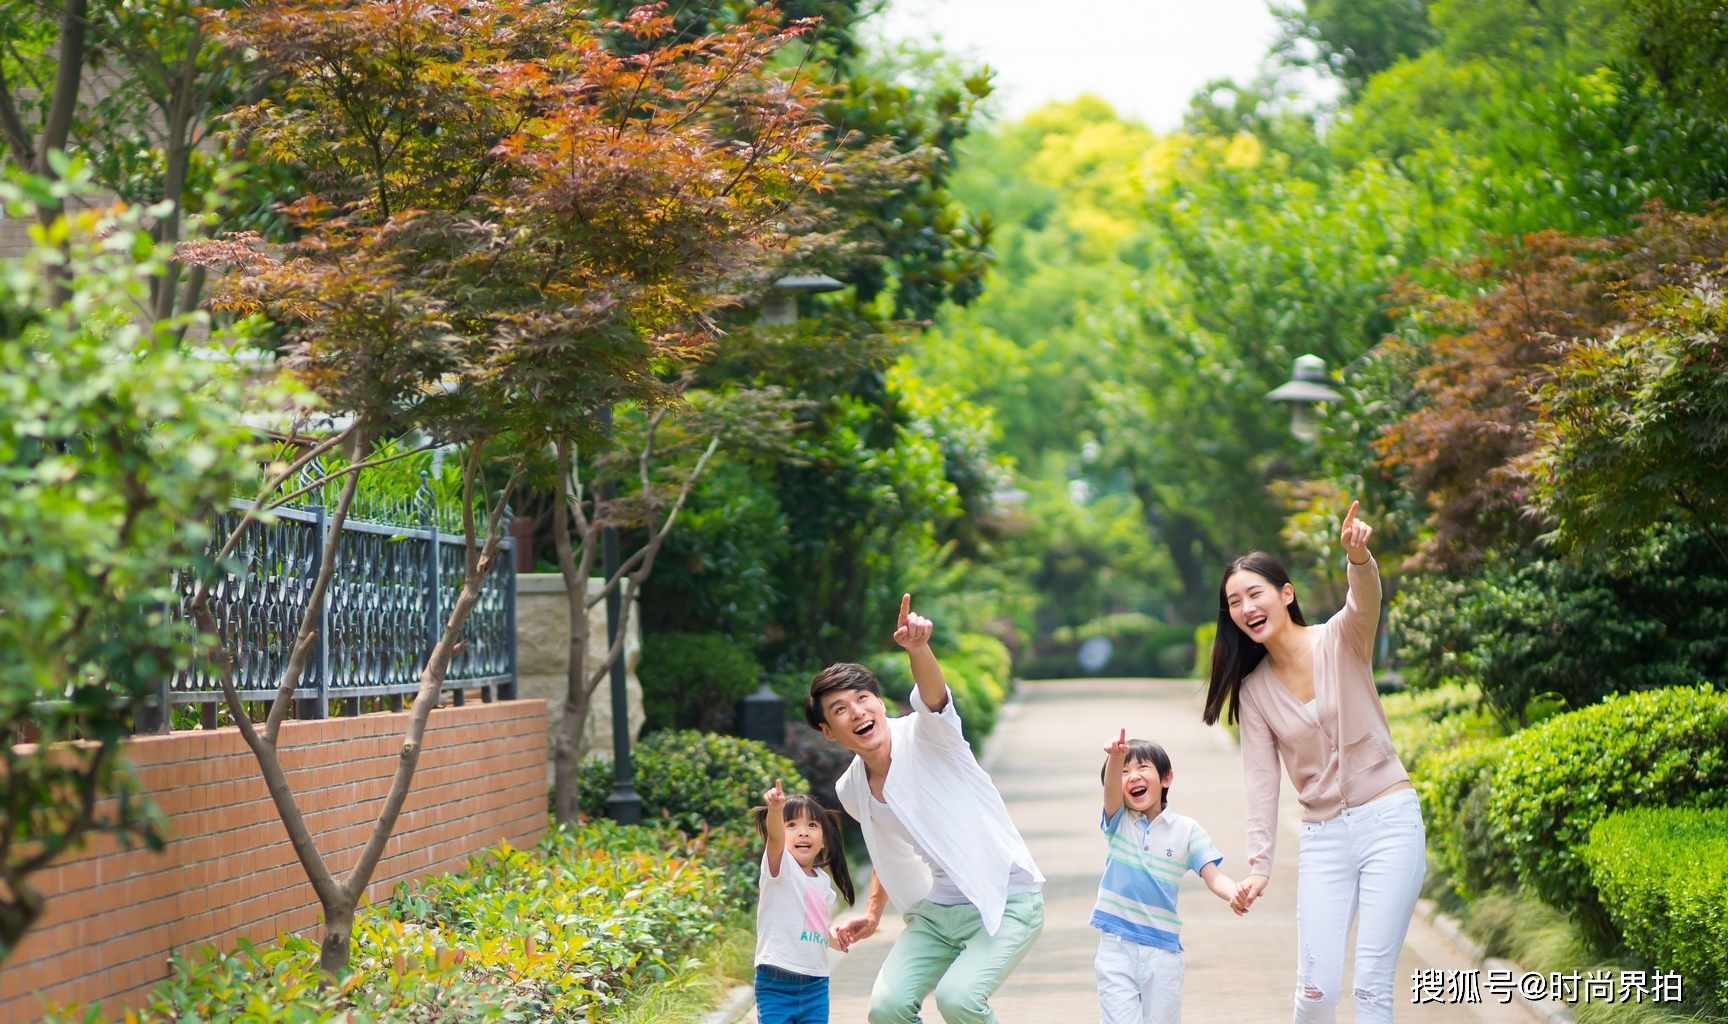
[1224,570,1296,645]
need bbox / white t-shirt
[869,794,1039,906]
[754,849,837,977]
[835,687,1044,935]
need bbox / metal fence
[154,489,517,728]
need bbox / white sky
[875,0,1284,131]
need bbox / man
[812,594,1044,1024]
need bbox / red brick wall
[0,699,548,1023]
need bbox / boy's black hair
[752,793,857,906]
[1102,739,1173,809]
[805,662,881,730]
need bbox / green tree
[0,169,256,958]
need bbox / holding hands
[1341,500,1372,565]
[1232,875,1268,915]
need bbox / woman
[1202,502,1423,1024]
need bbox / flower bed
[54,821,755,1023]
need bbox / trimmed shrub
[579,730,804,831]
[638,632,762,734]
[1584,807,1728,1006]
[1485,686,1728,919]
[1413,736,1514,898]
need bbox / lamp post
[1265,354,1341,441]
[597,405,641,825]
[759,273,845,325]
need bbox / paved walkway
[817,679,1528,1024]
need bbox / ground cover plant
[48,821,756,1023]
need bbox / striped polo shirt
[1088,805,1223,951]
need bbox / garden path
[807,678,1528,1024]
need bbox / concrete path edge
[1414,899,1577,1024]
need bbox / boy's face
[1121,758,1172,815]
[819,687,889,755]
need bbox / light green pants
[868,892,1045,1024]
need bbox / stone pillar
[513,574,644,776]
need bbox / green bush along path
[820,681,1518,1024]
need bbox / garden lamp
[759,273,844,325]
[1265,354,1342,441]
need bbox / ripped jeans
[1293,789,1425,1024]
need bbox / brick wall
[0,699,548,1023]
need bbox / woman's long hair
[1202,551,1306,726]
[752,793,857,906]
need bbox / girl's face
[784,811,826,873]
[1225,570,1297,646]
[1121,758,1173,815]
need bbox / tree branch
[263,428,366,747]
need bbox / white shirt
[835,686,1044,934]
[754,849,837,977]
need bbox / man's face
[818,687,889,755]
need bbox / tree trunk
[552,647,592,823]
[33,0,88,227]
[0,872,44,958]
[317,897,357,976]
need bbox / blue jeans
[756,964,830,1024]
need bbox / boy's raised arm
[893,593,949,713]
[1102,729,1128,819]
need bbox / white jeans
[1095,932,1184,1024]
[1293,788,1425,1024]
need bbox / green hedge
[638,632,762,734]
[579,729,804,832]
[62,822,753,1023]
[1483,686,1728,917]
[1584,807,1728,1005]
[1413,735,1513,898]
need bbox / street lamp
[759,273,845,326]
[1265,354,1341,441]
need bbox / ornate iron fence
[154,489,517,727]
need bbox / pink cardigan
[1238,555,1409,877]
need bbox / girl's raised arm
[763,779,786,877]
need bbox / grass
[613,914,756,1024]
[1455,890,1728,1024]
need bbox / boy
[1092,730,1240,1024]
[816,595,1044,1024]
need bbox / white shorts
[1095,931,1184,1024]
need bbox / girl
[1202,501,1424,1024]
[751,779,856,1024]
[1091,729,1239,1024]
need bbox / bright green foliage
[1584,807,1728,1004]
[638,633,763,735]
[866,633,1009,749]
[579,731,804,833]
[71,823,751,1023]
[1391,526,1728,717]
[1483,687,1728,927]
[0,170,257,957]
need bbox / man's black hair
[805,662,881,729]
